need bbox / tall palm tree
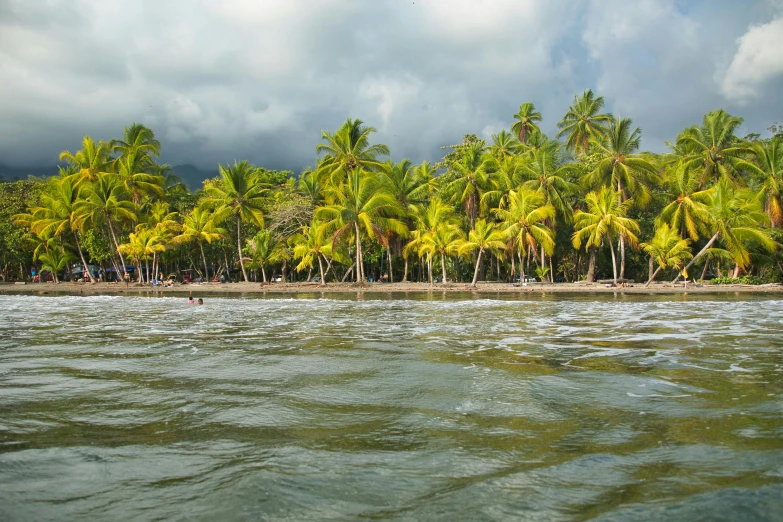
[511,103,542,144]
[494,189,556,282]
[458,219,507,287]
[59,136,112,188]
[556,89,613,155]
[404,198,460,284]
[657,162,710,241]
[572,187,640,285]
[677,110,748,188]
[584,117,659,278]
[315,118,389,185]
[316,170,405,283]
[642,223,692,285]
[73,173,136,277]
[673,179,775,281]
[110,123,161,162]
[442,142,495,231]
[419,223,464,284]
[490,129,521,160]
[201,161,268,282]
[173,207,226,283]
[114,154,165,204]
[736,138,783,226]
[519,140,577,221]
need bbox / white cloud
[359,75,422,130]
[721,17,783,100]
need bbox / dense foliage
[3,91,782,286]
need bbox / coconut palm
[419,224,464,284]
[490,129,521,160]
[37,245,76,284]
[458,219,507,287]
[677,110,748,188]
[584,117,659,278]
[315,118,389,185]
[114,153,165,204]
[642,223,692,285]
[201,161,268,282]
[442,142,495,230]
[381,159,431,207]
[316,170,405,283]
[59,136,113,188]
[173,207,226,283]
[111,123,161,163]
[244,229,285,283]
[736,138,783,226]
[673,179,775,281]
[572,187,640,285]
[119,228,165,283]
[404,198,460,284]
[657,162,710,241]
[291,220,331,285]
[73,173,136,277]
[511,103,542,144]
[519,140,578,221]
[494,189,556,282]
[556,89,613,155]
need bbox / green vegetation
[2,94,782,285]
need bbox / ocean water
[0,292,781,520]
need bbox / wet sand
[2,280,782,296]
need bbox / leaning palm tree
[316,170,405,283]
[494,189,556,283]
[200,161,268,282]
[673,179,775,281]
[572,187,640,285]
[642,223,692,286]
[556,89,613,155]
[172,207,226,283]
[677,109,748,188]
[458,219,507,287]
[315,118,389,186]
[736,138,783,226]
[511,103,542,144]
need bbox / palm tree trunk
[586,247,597,282]
[700,259,709,281]
[645,266,662,287]
[200,242,209,283]
[354,222,364,283]
[261,262,267,284]
[519,250,525,283]
[402,256,408,282]
[74,233,95,283]
[673,231,720,283]
[471,249,483,287]
[318,253,325,286]
[648,255,654,282]
[428,256,433,285]
[608,234,618,285]
[618,181,626,280]
[387,247,394,283]
[341,262,354,282]
[441,255,447,284]
[106,219,127,277]
[236,216,248,282]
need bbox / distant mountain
[171,164,218,191]
[0,164,59,181]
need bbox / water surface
[1,293,781,520]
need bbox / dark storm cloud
[1,0,782,172]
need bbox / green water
[0,293,781,520]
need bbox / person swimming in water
[188,292,194,304]
[197,298,203,305]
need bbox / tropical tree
[657,162,709,241]
[458,219,507,287]
[736,138,783,226]
[316,170,405,283]
[201,161,268,282]
[419,224,464,284]
[173,207,226,283]
[291,220,330,285]
[673,179,775,281]
[494,189,556,282]
[442,142,494,231]
[244,228,285,283]
[404,198,460,284]
[315,118,389,185]
[677,109,748,187]
[642,223,692,285]
[511,102,542,144]
[119,227,165,283]
[37,245,76,284]
[490,129,521,160]
[520,140,577,221]
[59,136,112,188]
[572,187,640,285]
[556,89,612,155]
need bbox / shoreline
[2,280,782,297]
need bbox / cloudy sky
[1,0,782,172]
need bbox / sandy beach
[3,280,782,296]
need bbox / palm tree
[315,118,389,185]
[73,173,136,278]
[316,170,405,283]
[119,228,165,283]
[381,159,431,207]
[642,223,692,285]
[511,103,542,144]
[572,187,640,285]
[584,117,659,278]
[244,229,285,283]
[520,140,577,221]
[494,189,556,282]
[657,162,710,241]
[556,89,612,155]
[59,136,112,188]
[442,142,494,231]
[490,129,521,160]
[38,245,76,284]
[458,219,506,287]
[677,110,748,188]
[673,179,775,281]
[404,198,460,284]
[201,161,268,282]
[419,224,464,284]
[114,154,165,204]
[291,220,331,285]
[736,138,783,226]
[111,123,161,162]
[173,207,226,283]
